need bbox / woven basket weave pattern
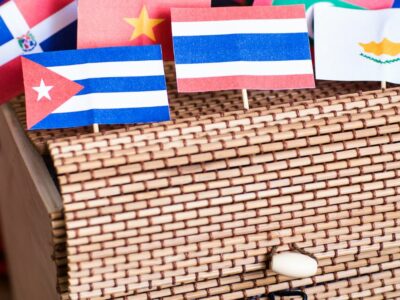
[10,66,399,299]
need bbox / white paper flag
[314,6,400,84]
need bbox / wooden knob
[271,251,318,278]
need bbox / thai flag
[0,0,77,104]
[22,45,170,130]
[171,5,315,92]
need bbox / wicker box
[1,67,399,300]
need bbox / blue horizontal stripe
[0,16,13,46]
[26,45,162,67]
[39,21,77,52]
[32,106,171,130]
[76,76,167,95]
[173,33,311,64]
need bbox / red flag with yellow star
[78,0,211,60]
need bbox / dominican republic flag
[0,0,77,104]
[22,45,170,130]
[171,5,315,92]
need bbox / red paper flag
[21,57,83,129]
[78,0,211,61]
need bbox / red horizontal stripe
[177,74,315,93]
[172,5,305,22]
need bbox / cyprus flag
[315,6,400,84]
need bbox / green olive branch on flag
[360,53,400,64]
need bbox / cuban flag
[0,0,77,104]
[171,5,315,92]
[22,45,170,130]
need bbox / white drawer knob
[271,251,318,278]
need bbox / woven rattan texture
[46,84,400,299]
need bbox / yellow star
[124,6,164,42]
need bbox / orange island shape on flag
[77,0,211,60]
[359,38,400,57]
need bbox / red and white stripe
[172,5,314,92]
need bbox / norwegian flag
[0,0,77,104]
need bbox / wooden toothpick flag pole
[93,124,100,133]
[242,89,249,110]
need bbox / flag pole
[93,123,100,133]
[242,89,249,110]
[381,81,387,90]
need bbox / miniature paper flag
[22,45,170,130]
[0,0,77,105]
[171,5,315,92]
[78,0,211,61]
[314,6,400,84]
